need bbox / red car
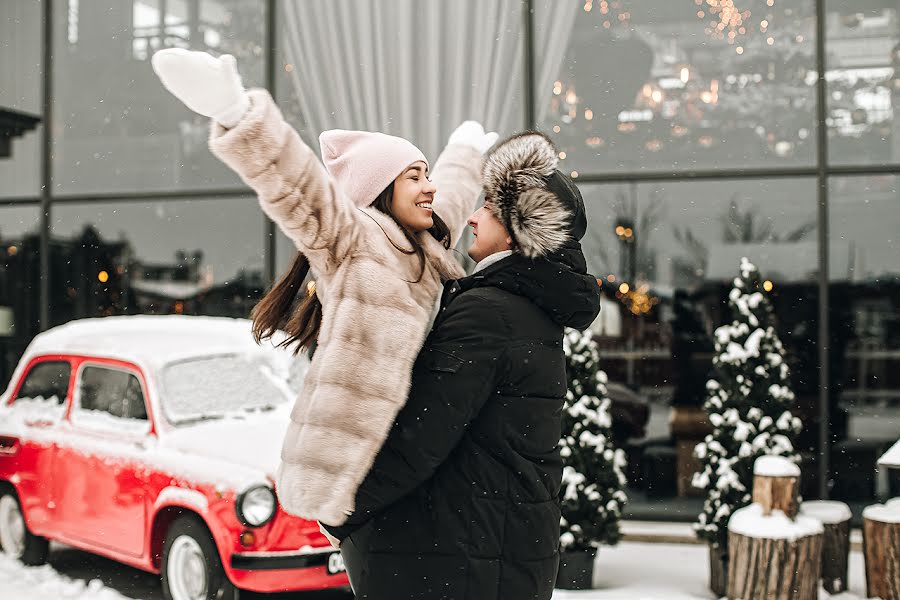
[0,316,350,600]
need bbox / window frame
[9,355,74,408]
[70,358,154,435]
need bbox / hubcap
[167,535,209,600]
[0,495,26,559]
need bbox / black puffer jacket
[325,242,600,600]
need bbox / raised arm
[152,49,360,274]
[431,122,498,248]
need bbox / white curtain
[281,0,576,160]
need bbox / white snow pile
[878,438,900,468]
[800,500,853,525]
[0,554,134,600]
[754,454,801,477]
[862,499,900,524]
[0,539,872,600]
[729,503,824,541]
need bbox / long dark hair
[251,182,451,354]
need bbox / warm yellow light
[651,90,663,103]
[97,271,109,283]
[767,37,775,45]
[615,225,626,236]
[570,171,579,178]
[680,67,690,83]
[760,20,769,28]
[624,228,634,238]
[736,46,744,55]
[607,274,616,283]
[7,246,17,256]
[619,283,630,294]
[584,109,593,120]
[553,125,561,133]
[559,151,567,160]
[763,280,774,292]
[284,63,294,73]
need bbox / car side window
[15,361,71,405]
[78,366,148,421]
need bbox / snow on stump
[862,500,900,600]
[799,500,852,594]
[726,456,823,600]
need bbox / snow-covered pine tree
[560,327,628,552]
[693,257,803,550]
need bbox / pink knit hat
[319,130,429,208]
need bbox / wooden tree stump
[752,456,801,519]
[708,543,728,598]
[862,502,900,600]
[799,500,852,594]
[727,505,824,600]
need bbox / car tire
[0,489,49,566]
[161,515,238,600]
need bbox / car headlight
[236,485,276,527]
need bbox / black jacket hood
[451,242,601,330]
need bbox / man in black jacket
[323,131,601,600]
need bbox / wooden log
[799,500,852,594]
[863,503,900,600]
[753,456,801,518]
[708,543,728,598]
[727,504,824,600]
[752,474,800,518]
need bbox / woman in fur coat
[151,49,497,526]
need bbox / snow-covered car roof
[16,315,281,373]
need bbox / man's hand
[319,521,341,549]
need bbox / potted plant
[557,328,628,590]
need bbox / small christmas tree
[560,327,628,552]
[693,257,803,550]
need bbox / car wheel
[161,516,238,600]
[0,490,49,565]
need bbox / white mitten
[151,49,250,128]
[448,121,499,155]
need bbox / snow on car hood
[160,405,291,482]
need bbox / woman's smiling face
[391,161,437,232]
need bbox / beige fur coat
[208,90,483,525]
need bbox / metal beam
[38,188,252,204]
[264,0,278,284]
[814,0,831,500]
[523,0,536,129]
[39,0,53,331]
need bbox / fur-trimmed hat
[482,131,587,258]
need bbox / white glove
[151,48,250,128]
[448,121,499,155]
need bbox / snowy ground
[0,539,870,600]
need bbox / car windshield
[161,354,293,425]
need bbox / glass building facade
[1,0,898,520]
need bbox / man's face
[467,204,513,263]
